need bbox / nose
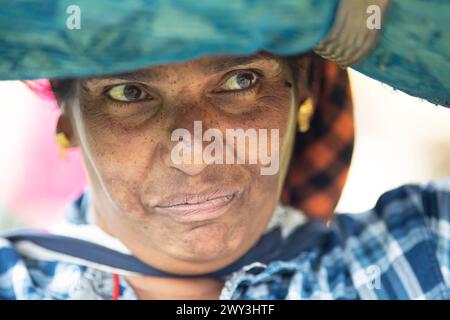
[163,121,209,176]
[170,160,208,176]
[167,148,208,176]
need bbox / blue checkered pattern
[1,180,450,300]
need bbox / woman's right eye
[106,84,149,102]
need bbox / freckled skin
[59,52,312,297]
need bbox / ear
[56,113,78,147]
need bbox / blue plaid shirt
[1,180,450,300]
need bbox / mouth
[153,188,240,223]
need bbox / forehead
[85,51,284,84]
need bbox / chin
[171,222,246,264]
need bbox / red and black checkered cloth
[281,60,354,220]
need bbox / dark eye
[220,71,258,91]
[107,84,148,102]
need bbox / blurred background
[1,70,450,231]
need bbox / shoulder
[333,179,450,276]
[337,179,450,229]
[0,236,138,300]
[331,180,450,299]
[0,238,29,299]
[0,237,75,299]
[226,180,450,300]
[0,237,94,300]
[332,179,450,249]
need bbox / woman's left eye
[220,71,259,91]
[106,84,149,102]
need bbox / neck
[125,274,224,300]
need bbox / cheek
[79,118,164,215]
[80,97,162,175]
[236,80,293,141]
[233,83,292,225]
[217,90,292,237]
[244,165,280,219]
[219,84,292,176]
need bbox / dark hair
[285,52,316,90]
[50,79,76,108]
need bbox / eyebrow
[202,54,273,74]
[90,70,162,82]
[85,53,276,86]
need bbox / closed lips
[155,189,239,209]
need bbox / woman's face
[61,52,309,275]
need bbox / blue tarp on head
[0,0,448,106]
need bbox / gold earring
[297,98,314,133]
[56,132,71,159]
